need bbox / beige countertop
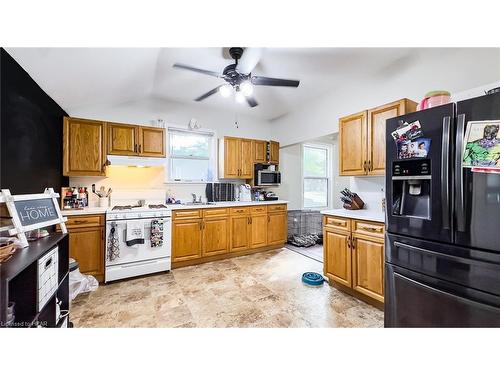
[168,200,289,210]
[320,208,385,223]
[62,200,289,216]
[61,206,108,216]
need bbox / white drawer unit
[38,246,59,312]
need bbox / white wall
[271,51,500,147]
[68,97,274,204]
[273,144,302,210]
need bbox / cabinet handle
[250,217,253,224]
[363,160,367,172]
[73,220,88,224]
[134,144,137,153]
[199,222,202,230]
[347,235,351,249]
[351,236,355,250]
[368,160,372,171]
[139,144,142,153]
[268,216,270,223]
[360,226,379,232]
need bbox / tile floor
[71,248,383,328]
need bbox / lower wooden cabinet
[172,204,286,267]
[202,217,230,257]
[230,215,251,252]
[324,227,351,288]
[351,234,384,302]
[267,211,287,245]
[323,215,384,304]
[250,214,268,248]
[172,219,203,262]
[59,214,105,282]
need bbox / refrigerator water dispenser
[391,159,431,220]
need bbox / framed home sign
[0,188,68,248]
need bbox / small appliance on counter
[263,191,279,201]
[254,164,281,186]
[339,188,365,210]
[238,184,252,202]
[206,182,236,202]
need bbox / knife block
[343,194,365,210]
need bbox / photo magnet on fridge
[391,120,424,143]
[462,120,500,170]
[397,138,431,159]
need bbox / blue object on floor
[302,272,325,286]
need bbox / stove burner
[148,204,168,209]
[112,205,142,211]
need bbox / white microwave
[256,170,281,186]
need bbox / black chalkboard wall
[0,48,69,194]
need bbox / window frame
[302,143,331,210]
[165,125,218,184]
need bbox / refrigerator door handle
[455,113,466,232]
[441,116,451,230]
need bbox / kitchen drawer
[173,209,202,220]
[230,207,250,216]
[323,215,351,231]
[267,204,286,212]
[352,219,384,238]
[203,207,229,218]
[250,206,267,215]
[64,214,103,229]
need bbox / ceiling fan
[172,47,300,108]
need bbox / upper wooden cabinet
[219,137,253,179]
[107,122,165,157]
[253,140,267,163]
[339,98,417,176]
[63,117,107,176]
[107,122,137,156]
[220,137,280,179]
[269,140,280,164]
[139,126,165,157]
[339,111,367,176]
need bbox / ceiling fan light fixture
[219,84,232,98]
[235,91,245,104]
[239,80,253,97]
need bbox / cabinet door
[250,214,268,248]
[267,212,287,245]
[253,140,267,163]
[223,137,240,178]
[269,140,279,164]
[230,216,250,251]
[240,138,254,178]
[138,126,165,157]
[202,217,230,256]
[339,111,367,176]
[352,234,384,302]
[367,99,415,175]
[323,227,351,287]
[63,117,106,176]
[172,220,202,262]
[107,123,138,156]
[68,226,104,279]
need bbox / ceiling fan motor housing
[228,47,244,61]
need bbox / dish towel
[107,223,120,261]
[150,219,164,247]
[126,220,145,246]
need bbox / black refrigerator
[385,92,500,327]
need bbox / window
[303,144,329,208]
[167,128,216,182]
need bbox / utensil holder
[99,197,108,208]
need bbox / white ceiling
[6,48,500,121]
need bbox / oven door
[105,217,171,266]
[258,170,281,186]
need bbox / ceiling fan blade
[173,63,221,78]
[195,86,223,101]
[251,76,300,87]
[245,96,258,108]
[236,48,262,75]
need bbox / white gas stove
[105,204,172,282]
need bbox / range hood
[106,155,166,168]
